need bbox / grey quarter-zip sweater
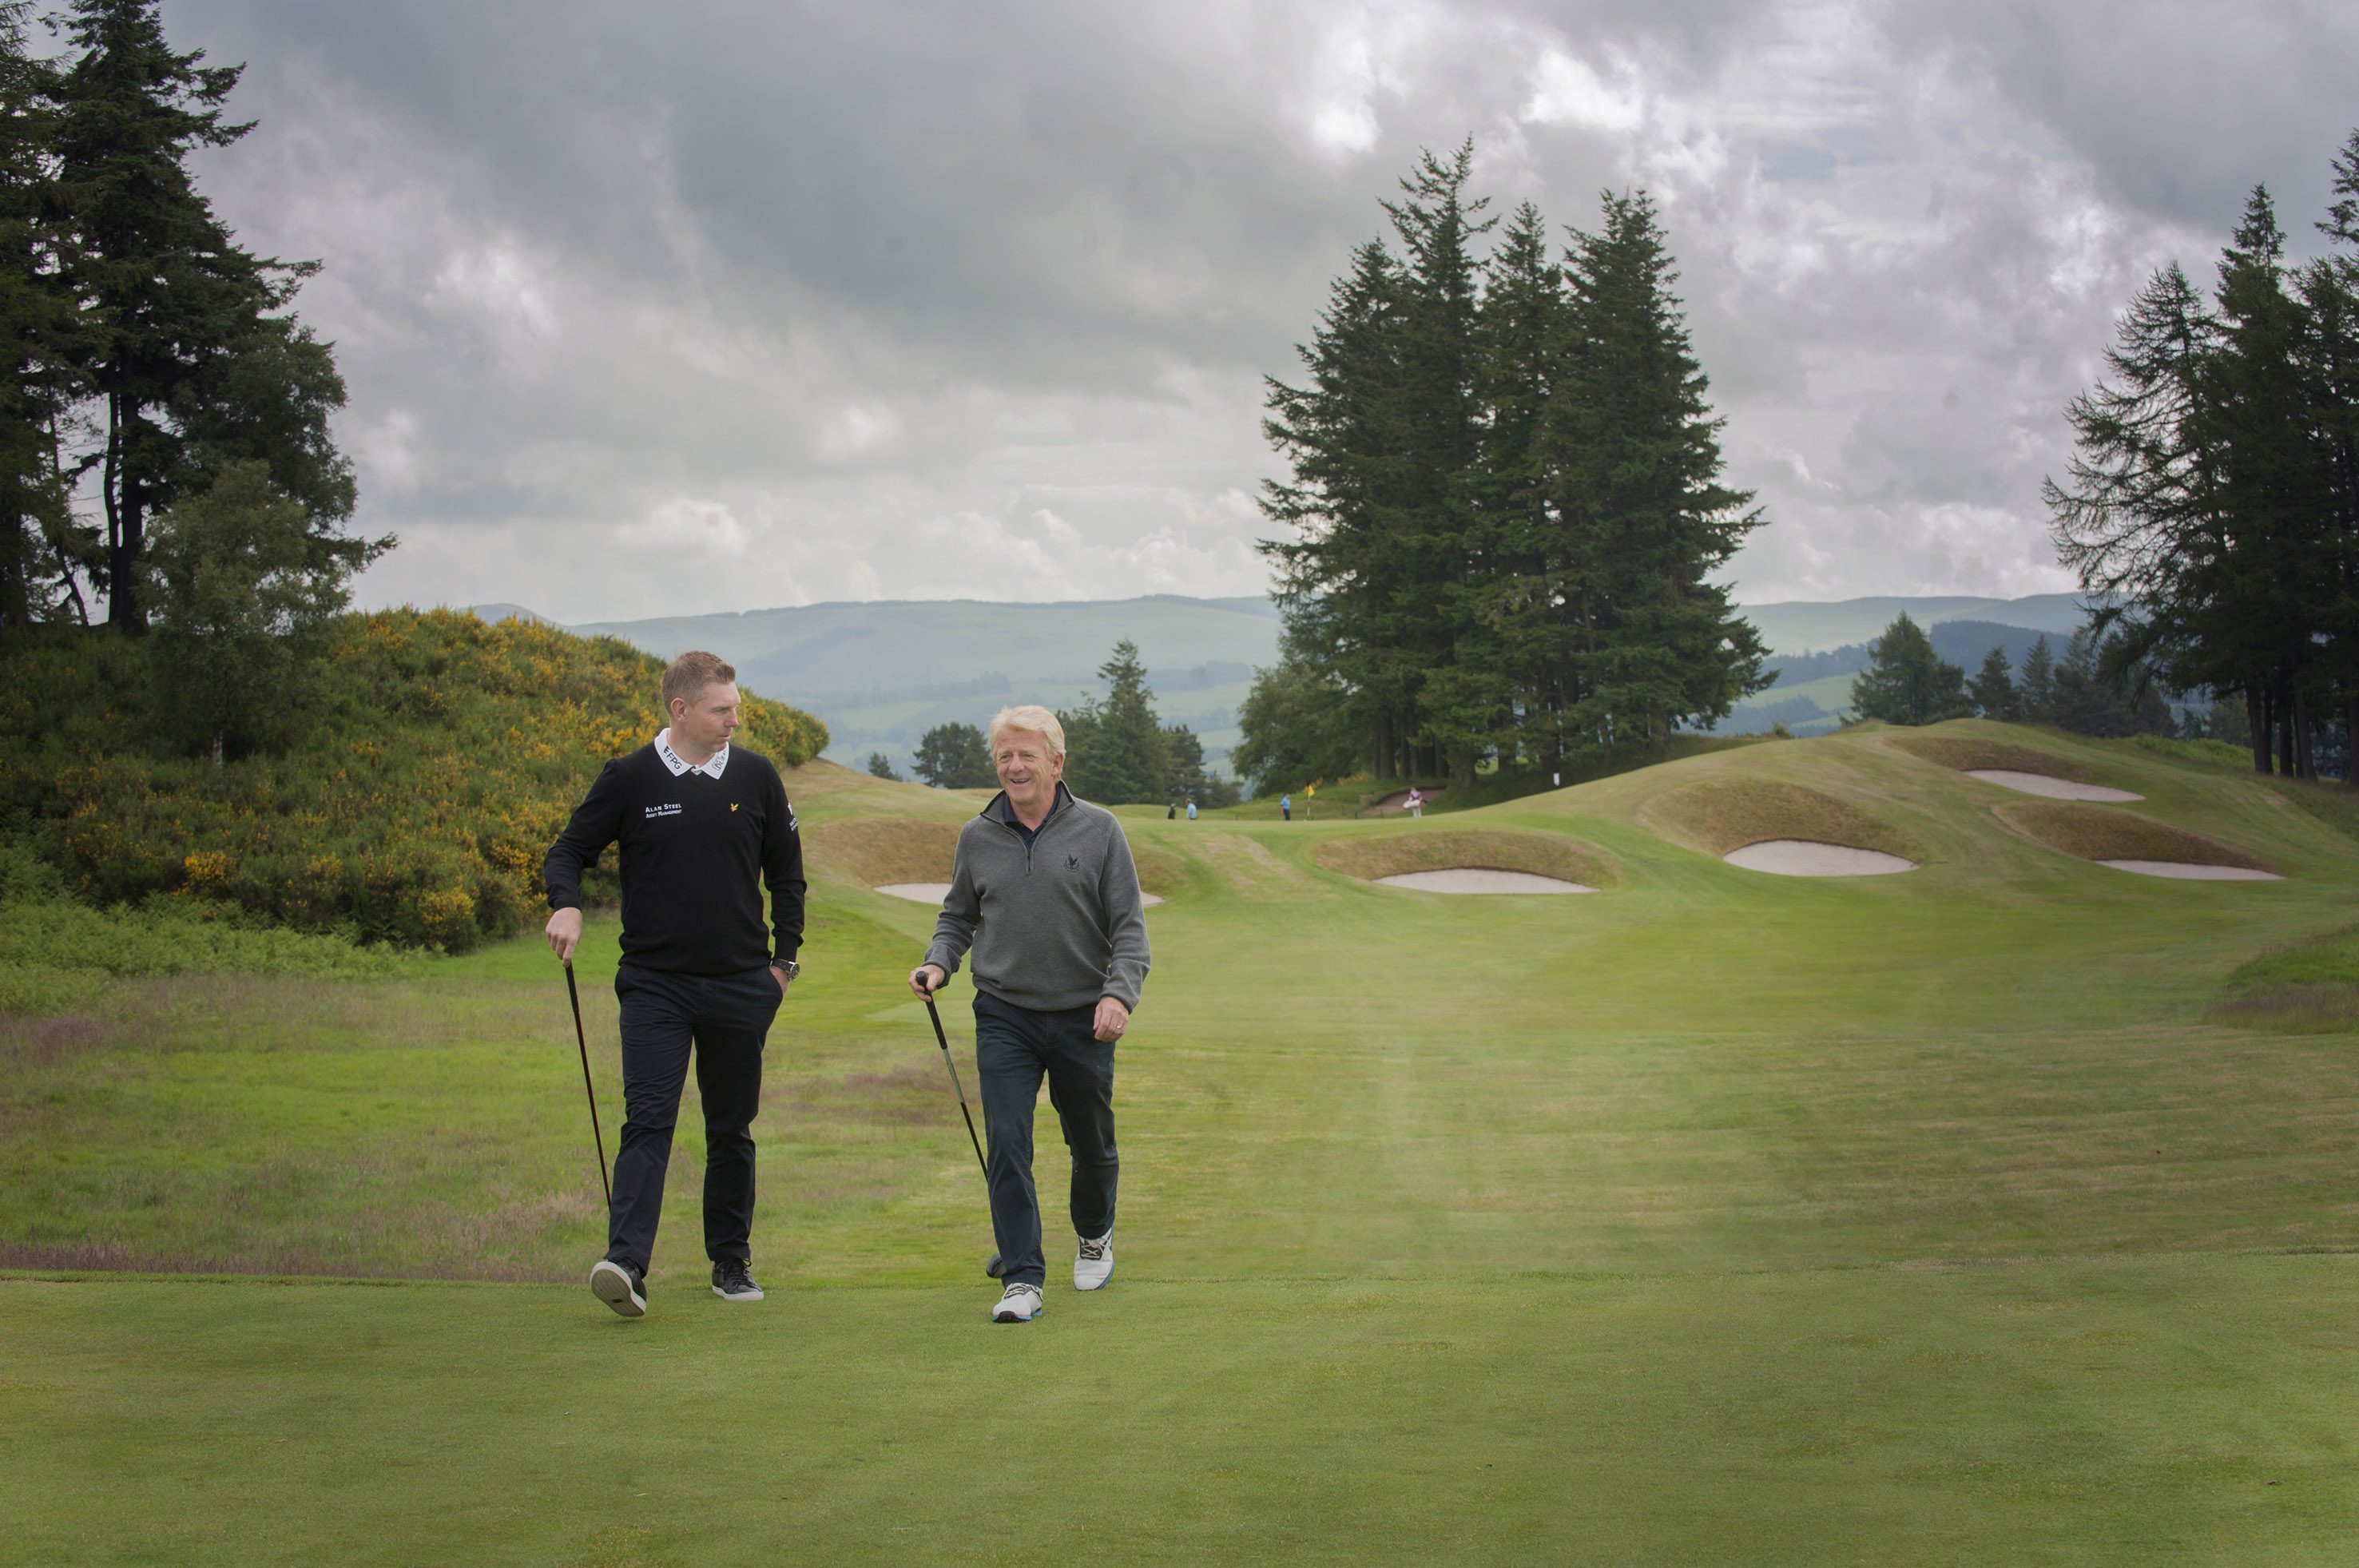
[923,783,1151,1013]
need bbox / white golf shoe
[1074,1229,1114,1291]
[991,1282,1043,1323]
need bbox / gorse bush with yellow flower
[0,609,827,951]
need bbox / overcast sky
[159,0,2358,622]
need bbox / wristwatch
[770,958,800,982]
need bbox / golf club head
[986,1252,1004,1278]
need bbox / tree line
[1846,611,2229,740]
[1238,142,1766,796]
[2047,130,2359,781]
[0,0,379,760]
[880,641,1237,808]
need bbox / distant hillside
[487,590,2099,764]
[546,595,1282,775]
[0,610,827,950]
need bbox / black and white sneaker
[711,1260,764,1302]
[590,1259,645,1319]
[991,1282,1043,1323]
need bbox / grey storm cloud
[158,0,2359,621]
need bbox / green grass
[6,720,2359,1562]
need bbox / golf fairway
[6,722,2357,1562]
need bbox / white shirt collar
[654,728,730,779]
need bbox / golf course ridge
[1992,799,2281,879]
[1311,827,1615,892]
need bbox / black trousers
[606,963,780,1276]
[974,990,1118,1289]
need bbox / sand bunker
[1374,869,1596,895]
[1723,840,1917,877]
[1994,800,2272,876]
[874,883,1165,907]
[1313,828,1614,890]
[1966,769,2143,802]
[2097,861,2284,882]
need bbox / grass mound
[1311,827,1614,888]
[1994,800,2267,870]
[2208,923,2359,1033]
[1640,778,1920,860]
[806,818,961,887]
[1884,732,2096,782]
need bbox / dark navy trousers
[606,963,780,1276]
[974,990,1119,1289]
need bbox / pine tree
[1058,641,1170,805]
[1848,613,1971,726]
[2306,129,2359,782]
[912,720,992,788]
[1969,647,2019,720]
[0,4,86,629]
[2019,636,2056,722]
[1547,191,1767,751]
[53,0,357,631]
[865,752,900,781]
[1451,199,1571,775]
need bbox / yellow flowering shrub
[0,609,828,951]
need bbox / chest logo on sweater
[645,803,682,818]
[1064,853,1081,871]
[730,802,739,812]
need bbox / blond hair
[987,705,1066,759]
[661,650,736,712]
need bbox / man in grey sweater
[908,704,1151,1324]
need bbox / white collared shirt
[653,728,730,779]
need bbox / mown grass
[1638,772,1922,859]
[2210,923,2359,1034]
[6,724,2359,1562]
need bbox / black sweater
[542,744,805,975]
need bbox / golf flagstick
[919,978,1003,1278]
[563,960,613,1209]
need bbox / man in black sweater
[543,650,805,1319]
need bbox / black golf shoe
[590,1259,646,1319]
[711,1260,764,1302]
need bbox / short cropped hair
[988,705,1066,760]
[661,650,736,712]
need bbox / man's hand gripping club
[909,963,1127,1042]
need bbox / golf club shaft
[922,986,990,1181]
[564,961,613,1209]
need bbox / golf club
[562,960,613,1209]
[919,973,1003,1278]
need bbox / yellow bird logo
[730,803,740,812]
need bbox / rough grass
[2209,923,2359,1033]
[1882,732,2099,781]
[1310,827,1615,887]
[1639,777,1921,860]
[804,816,963,887]
[1995,800,2268,869]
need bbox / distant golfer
[543,650,805,1319]
[1280,793,1291,821]
[909,705,1150,1324]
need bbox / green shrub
[0,609,828,951]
